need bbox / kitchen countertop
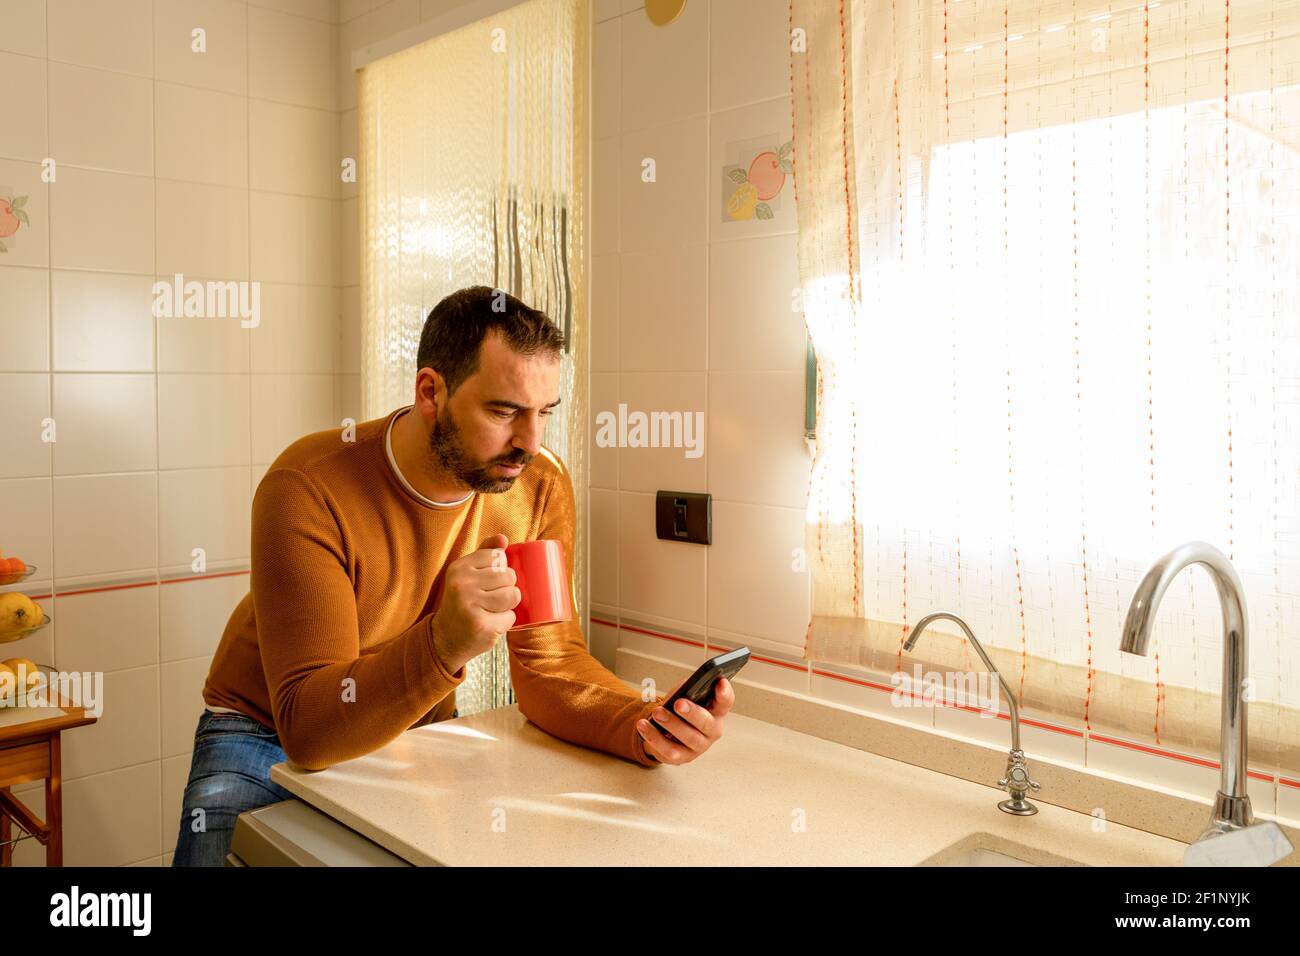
[270,702,1189,866]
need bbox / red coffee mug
[504,540,573,630]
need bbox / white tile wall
[158,467,252,567]
[707,0,789,112]
[154,0,249,96]
[50,167,154,274]
[155,83,250,189]
[156,180,251,280]
[617,490,708,626]
[0,0,354,868]
[48,0,154,76]
[247,6,337,110]
[616,371,707,493]
[589,487,619,606]
[0,374,51,478]
[48,62,154,176]
[619,0,706,131]
[707,234,803,370]
[0,267,50,369]
[249,99,340,198]
[618,245,706,371]
[52,373,158,475]
[52,271,156,372]
[596,0,812,677]
[0,0,48,59]
[0,52,49,162]
[706,499,808,647]
[53,585,160,675]
[618,118,707,252]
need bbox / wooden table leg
[46,736,62,867]
[1,787,12,867]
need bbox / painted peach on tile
[0,194,31,252]
[748,150,784,200]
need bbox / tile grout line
[703,0,710,663]
[152,0,164,820]
[246,0,257,613]
[44,0,55,676]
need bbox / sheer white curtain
[793,0,1299,771]
[358,0,589,715]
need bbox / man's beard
[427,402,531,493]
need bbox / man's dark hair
[416,286,566,396]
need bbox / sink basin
[917,832,1085,867]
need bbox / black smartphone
[649,646,750,743]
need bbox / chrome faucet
[906,612,1040,815]
[1120,541,1294,866]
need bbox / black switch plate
[655,490,711,545]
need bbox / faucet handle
[998,766,1038,792]
[996,750,1041,815]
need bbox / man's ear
[414,367,444,419]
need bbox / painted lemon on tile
[726,181,759,220]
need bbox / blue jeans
[171,706,462,866]
[171,709,296,867]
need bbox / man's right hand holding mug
[431,533,520,674]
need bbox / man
[171,286,732,866]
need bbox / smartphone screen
[649,646,749,743]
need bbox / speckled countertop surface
[270,704,1188,866]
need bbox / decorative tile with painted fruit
[721,136,792,222]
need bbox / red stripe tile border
[158,569,250,587]
[594,615,808,673]
[1088,732,1275,782]
[19,567,250,602]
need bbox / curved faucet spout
[1119,541,1249,830]
[906,611,1021,751]
[905,611,1040,815]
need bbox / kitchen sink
[917,832,1085,867]
[945,847,1038,866]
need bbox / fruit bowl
[0,563,36,586]
[0,660,56,709]
[0,611,51,645]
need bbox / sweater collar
[384,405,475,510]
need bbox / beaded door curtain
[358,0,589,714]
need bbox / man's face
[427,330,561,494]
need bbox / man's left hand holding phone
[635,677,734,765]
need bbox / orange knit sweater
[202,405,665,771]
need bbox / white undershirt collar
[385,406,475,509]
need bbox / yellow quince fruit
[0,592,44,636]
